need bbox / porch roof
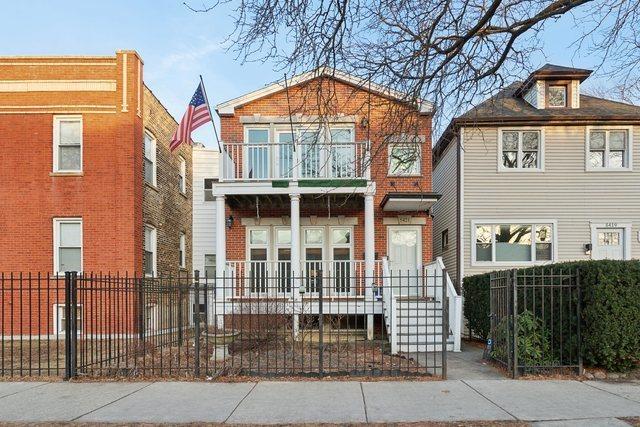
[380,192,440,212]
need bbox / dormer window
[547,85,567,107]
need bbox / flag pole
[283,73,296,153]
[199,75,222,153]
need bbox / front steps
[384,297,452,353]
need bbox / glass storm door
[593,228,625,260]
[246,129,270,179]
[387,227,421,295]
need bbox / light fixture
[225,215,234,229]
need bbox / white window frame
[589,222,632,260]
[203,254,216,279]
[585,126,633,172]
[145,303,159,333]
[471,220,558,266]
[53,218,83,275]
[388,143,422,176]
[144,130,157,186]
[53,115,83,173]
[497,128,545,172]
[178,156,187,194]
[53,303,83,335]
[144,225,157,277]
[179,232,186,269]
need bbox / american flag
[170,82,212,152]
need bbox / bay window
[473,222,555,264]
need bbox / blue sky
[1,1,607,147]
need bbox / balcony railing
[220,141,370,182]
[223,260,382,298]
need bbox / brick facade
[142,86,193,275]
[218,77,433,264]
[0,51,192,275]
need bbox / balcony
[219,141,370,182]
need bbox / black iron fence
[489,268,582,378]
[1,266,448,379]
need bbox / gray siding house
[433,64,640,287]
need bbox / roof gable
[216,68,433,115]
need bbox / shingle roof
[434,82,640,163]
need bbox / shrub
[491,310,553,367]
[461,272,491,339]
[463,260,640,372]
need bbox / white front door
[593,228,625,260]
[387,226,422,295]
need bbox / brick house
[208,69,461,350]
[0,51,192,336]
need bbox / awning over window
[380,192,441,212]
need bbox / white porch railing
[381,257,398,354]
[425,257,462,352]
[220,141,371,182]
[224,260,383,298]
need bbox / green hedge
[462,272,491,340]
[463,260,640,372]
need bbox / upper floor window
[548,85,567,107]
[144,225,157,276]
[499,129,543,171]
[587,128,632,170]
[53,116,82,173]
[204,178,217,201]
[178,156,186,194]
[388,143,421,176]
[54,218,82,274]
[179,232,186,268]
[144,131,157,186]
[441,229,449,251]
[473,222,554,265]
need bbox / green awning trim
[271,180,290,188]
[298,179,367,187]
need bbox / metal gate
[489,268,582,378]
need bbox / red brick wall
[219,77,433,263]
[0,52,144,274]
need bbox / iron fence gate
[1,267,448,379]
[489,268,582,378]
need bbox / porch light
[225,215,234,229]
[584,243,592,255]
[299,283,306,294]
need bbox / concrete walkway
[0,379,638,424]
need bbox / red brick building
[0,51,192,337]
[210,70,451,342]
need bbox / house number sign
[605,222,618,227]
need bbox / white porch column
[364,192,375,339]
[290,193,301,338]
[214,195,226,328]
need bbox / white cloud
[161,38,223,71]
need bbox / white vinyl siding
[461,125,640,278]
[432,139,459,284]
[192,146,220,276]
[53,116,82,172]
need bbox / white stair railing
[424,257,462,352]
[381,257,398,354]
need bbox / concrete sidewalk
[0,379,639,425]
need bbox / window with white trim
[473,222,554,264]
[248,228,269,293]
[587,129,631,170]
[53,116,82,172]
[204,178,217,201]
[204,254,216,279]
[500,130,542,170]
[54,304,83,335]
[389,143,421,176]
[144,131,157,185]
[54,218,82,274]
[179,232,186,268]
[178,156,186,193]
[144,225,157,276]
[442,229,449,251]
